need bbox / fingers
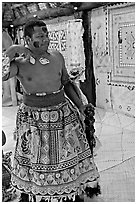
[85,103,95,111]
[15,47,31,61]
[18,46,29,56]
[86,103,95,108]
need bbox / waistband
[23,89,66,108]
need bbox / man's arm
[2,44,28,81]
[60,53,84,111]
[64,82,84,109]
[2,51,18,81]
[2,60,18,81]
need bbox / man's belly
[20,79,62,94]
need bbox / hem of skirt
[15,189,82,202]
[13,184,101,202]
[12,173,100,201]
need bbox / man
[2,19,100,202]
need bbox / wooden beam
[76,2,115,11]
[2,2,118,28]
[12,6,75,27]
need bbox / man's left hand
[79,103,95,116]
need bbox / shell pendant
[39,57,50,65]
[30,56,36,64]
[29,56,50,65]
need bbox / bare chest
[18,58,62,83]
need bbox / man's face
[28,26,50,51]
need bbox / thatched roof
[2,2,109,28]
[2,2,71,26]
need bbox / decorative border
[119,23,135,67]
[106,2,135,89]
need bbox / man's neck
[26,46,50,58]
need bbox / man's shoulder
[5,44,26,54]
[9,44,25,49]
[49,50,63,58]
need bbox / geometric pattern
[119,24,135,67]
[46,21,69,70]
[107,4,135,87]
[11,100,99,200]
[48,30,67,52]
[47,19,85,80]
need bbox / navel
[27,77,32,81]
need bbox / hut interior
[2,2,135,117]
[2,2,113,106]
[2,2,135,202]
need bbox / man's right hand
[2,45,30,80]
[4,45,29,61]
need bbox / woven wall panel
[108,4,135,86]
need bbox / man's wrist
[78,104,86,116]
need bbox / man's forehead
[33,26,48,32]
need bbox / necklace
[29,55,50,65]
[26,47,50,65]
[39,57,50,65]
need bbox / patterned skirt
[11,92,100,202]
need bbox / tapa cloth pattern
[11,98,99,200]
[47,19,85,82]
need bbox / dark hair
[24,19,46,38]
